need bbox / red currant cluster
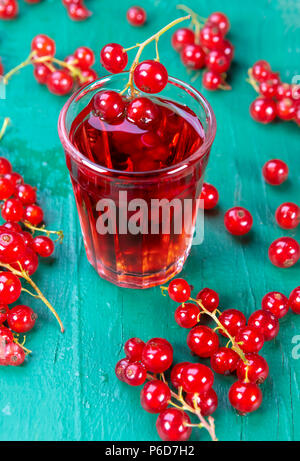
[3,35,97,95]
[62,0,91,21]
[171,6,234,91]
[126,5,146,27]
[248,60,300,125]
[116,337,217,441]
[0,153,64,366]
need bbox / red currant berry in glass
[0,324,13,343]
[1,198,24,222]
[124,337,145,361]
[115,358,131,382]
[156,409,191,442]
[24,204,44,226]
[0,304,9,324]
[3,172,23,189]
[100,43,128,74]
[224,206,253,236]
[7,305,37,333]
[218,39,234,60]
[142,338,173,373]
[93,90,125,124]
[235,326,264,353]
[252,60,271,82]
[196,287,219,312]
[31,34,55,57]
[0,0,18,19]
[200,183,219,210]
[47,70,74,96]
[11,247,39,276]
[219,308,246,338]
[202,70,223,91]
[32,236,54,257]
[275,202,300,230]
[259,72,280,98]
[168,278,191,303]
[68,3,91,21]
[0,157,12,175]
[250,97,277,123]
[0,271,21,304]
[229,381,262,414]
[0,177,14,200]
[170,362,190,388]
[74,46,95,70]
[200,24,223,50]
[277,97,296,121]
[185,388,218,416]
[181,362,214,394]
[0,222,22,233]
[126,6,146,26]
[261,291,289,318]
[127,97,161,130]
[174,303,199,328]
[141,380,171,413]
[180,44,205,70]
[205,50,231,73]
[187,325,219,358]
[172,28,195,52]
[0,231,26,263]
[262,159,288,185]
[3,341,25,366]
[79,68,98,86]
[15,184,37,205]
[207,12,230,35]
[33,63,52,85]
[268,237,300,268]
[123,361,147,386]
[289,287,300,314]
[248,309,279,341]
[210,347,239,375]
[134,60,168,94]
[236,353,269,384]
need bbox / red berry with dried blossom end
[1,198,24,222]
[196,288,219,312]
[187,325,219,358]
[0,231,26,263]
[31,34,56,58]
[229,381,262,414]
[170,362,190,388]
[124,337,145,361]
[268,237,300,268]
[236,353,269,384]
[11,247,39,276]
[134,60,168,94]
[33,63,52,85]
[248,309,279,341]
[205,50,231,74]
[181,44,205,70]
[168,278,191,303]
[249,97,277,124]
[142,338,173,373]
[0,0,18,20]
[262,159,288,185]
[7,305,37,333]
[24,204,44,226]
[0,157,12,175]
[200,183,219,210]
[219,308,246,338]
[126,6,146,27]
[202,70,224,91]
[115,358,131,382]
[93,90,125,124]
[0,304,9,324]
[181,362,214,394]
[207,11,230,35]
[140,380,171,413]
[172,28,195,52]
[100,43,128,74]
[1,342,25,366]
[15,184,37,205]
[32,236,55,258]
[210,347,239,375]
[224,207,253,236]
[289,287,300,315]
[74,46,95,70]
[261,291,289,319]
[156,409,191,442]
[259,72,280,98]
[174,303,199,328]
[123,361,147,386]
[185,388,218,416]
[200,24,223,50]
[235,326,264,353]
[47,70,74,96]
[0,177,14,200]
[252,60,271,82]
[277,98,297,121]
[275,202,300,230]
[0,325,13,343]
[0,271,21,304]
[68,2,91,21]
[127,97,161,131]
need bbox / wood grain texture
[0,0,299,441]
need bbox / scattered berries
[261,291,289,319]
[200,183,219,210]
[275,202,300,229]
[224,207,253,236]
[268,237,300,268]
[126,6,146,27]
[262,159,288,185]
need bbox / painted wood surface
[0,0,299,441]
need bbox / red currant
[15,184,37,205]
[68,3,91,21]
[185,388,218,416]
[79,68,98,86]
[20,231,34,247]
[100,43,128,74]
[142,338,173,373]
[187,325,219,358]
[32,236,54,257]
[180,363,214,394]
[141,380,171,413]
[115,357,131,382]
[250,97,277,124]
[205,50,231,73]
[262,159,288,185]
[0,271,21,304]
[210,347,239,375]
[0,304,8,324]
[33,63,52,85]
[224,207,253,236]
[156,409,191,442]
[172,28,195,52]
[0,157,12,175]
[170,362,190,388]
[229,381,262,414]
[0,222,22,233]
[218,309,246,337]
[0,324,13,343]
[0,0,18,19]
[200,183,219,210]
[93,90,125,124]
[1,341,25,366]
[1,198,24,222]
[23,204,44,226]
[236,353,269,384]
[174,303,199,328]
[126,6,146,26]
[202,70,223,90]
[235,326,264,353]
[74,46,95,70]
[0,176,14,200]
[276,83,292,99]
[207,11,230,34]
[275,202,300,230]
[3,172,23,189]
[289,287,300,314]
[277,97,296,121]
[180,44,205,70]
[124,337,145,361]
[268,237,300,268]
[196,287,219,312]
[252,60,271,82]
[0,230,26,263]
[259,72,280,98]
[200,24,224,50]
[7,304,37,333]
[248,309,279,341]
[261,291,289,318]
[123,361,147,386]
[134,60,168,94]
[168,279,191,303]
[47,70,74,96]
[31,34,55,58]
[218,39,234,60]
[11,247,39,275]
[127,97,161,130]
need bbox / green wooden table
[0,0,299,442]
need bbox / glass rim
[58,74,216,179]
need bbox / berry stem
[176,4,206,44]
[0,117,10,142]
[23,221,64,243]
[246,68,259,92]
[2,52,36,84]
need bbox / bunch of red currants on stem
[248,60,300,125]
[172,6,234,90]
[0,153,65,366]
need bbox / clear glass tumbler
[58,74,216,288]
